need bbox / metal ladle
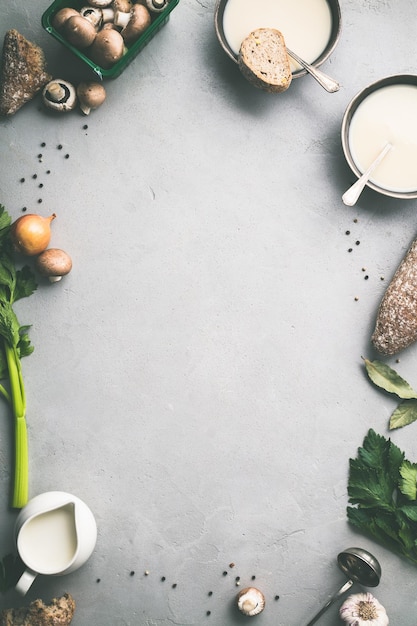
[305,547,381,626]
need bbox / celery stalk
[5,344,28,508]
[0,206,37,509]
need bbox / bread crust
[372,239,417,355]
[238,28,292,94]
[0,29,52,116]
[0,593,75,626]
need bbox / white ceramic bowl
[341,74,417,200]
[214,0,341,79]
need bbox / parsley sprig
[0,205,37,508]
[348,429,417,564]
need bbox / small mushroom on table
[77,81,106,115]
[42,79,77,112]
[35,248,72,282]
[236,587,266,617]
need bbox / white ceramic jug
[14,491,97,595]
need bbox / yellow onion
[11,213,56,256]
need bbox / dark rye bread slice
[1,593,75,626]
[372,238,417,355]
[238,28,292,94]
[0,29,51,116]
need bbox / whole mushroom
[63,14,97,49]
[35,249,72,283]
[138,0,169,13]
[89,28,125,68]
[77,81,106,115]
[51,7,79,31]
[42,79,77,112]
[80,6,104,29]
[236,587,266,617]
[114,4,151,44]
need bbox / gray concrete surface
[1,0,417,624]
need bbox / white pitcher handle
[15,568,37,595]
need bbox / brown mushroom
[101,22,119,30]
[89,28,125,67]
[63,14,97,49]
[113,0,133,12]
[51,7,79,31]
[76,81,106,115]
[114,4,151,44]
[35,249,72,282]
[42,79,77,112]
[80,6,103,29]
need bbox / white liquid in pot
[348,84,417,193]
[222,0,333,66]
[18,504,78,573]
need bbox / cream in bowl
[214,0,341,76]
[342,75,417,199]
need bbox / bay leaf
[364,358,417,399]
[389,399,417,430]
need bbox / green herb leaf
[348,429,402,510]
[14,266,37,302]
[399,460,417,500]
[389,399,417,430]
[347,429,417,565]
[364,358,417,399]
[398,505,417,522]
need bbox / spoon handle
[342,143,392,206]
[304,579,354,626]
[286,48,340,93]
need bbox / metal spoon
[305,547,381,626]
[342,142,392,206]
[286,47,340,93]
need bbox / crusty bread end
[0,593,75,626]
[0,29,51,116]
[238,28,292,94]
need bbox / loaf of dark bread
[372,238,417,355]
[0,29,51,116]
[0,593,75,626]
[237,28,292,93]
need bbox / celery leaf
[347,430,417,565]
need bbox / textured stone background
[1,0,417,624]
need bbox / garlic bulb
[339,592,389,626]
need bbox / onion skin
[11,213,56,256]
